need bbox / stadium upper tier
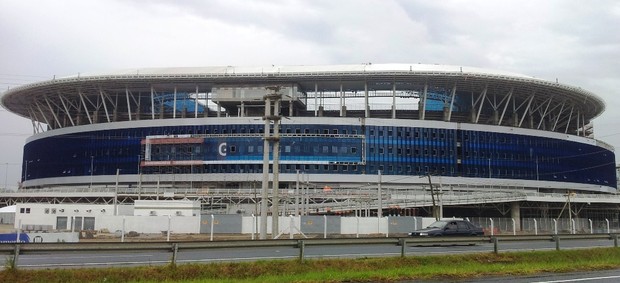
[0,64,605,136]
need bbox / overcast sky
[1,0,619,190]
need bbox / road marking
[532,275,620,283]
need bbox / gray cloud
[1,0,619,189]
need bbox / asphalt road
[464,269,620,283]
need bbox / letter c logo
[218,142,227,156]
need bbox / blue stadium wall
[21,119,616,189]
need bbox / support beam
[391,81,396,119]
[150,86,155,120]
[364,81,369,118]
[419,83,428,120]
[125,87,132,121]
[498,88,514,125]
[511,202,521,231]
[194,85,199,118]
[314,83,318,117]
[518,94,535,128]
[79,91,93,124]
[58,93,75,126]
[173,87,177,119]
[552,101,566,131]
[536,98,553,130]
[446,84,457,121]
[474,85,488,124]
[44,96,61,128]
[564,106,575,134]
[34,101,52,128]
[574,110,580,135]
[99,88,111,123]
[339,83,344,117]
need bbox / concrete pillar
[364,82,369,118]
[443,104,450,122]
[511,202,521,231]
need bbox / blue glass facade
[22,123,616,188]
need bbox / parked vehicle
[408,220,484,236]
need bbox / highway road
[464,269,620,283]
[11,238,618,269]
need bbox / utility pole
[377,170,382,218]
[114,168,120,216]
[427,173,439,221]
[557,191,576,233]
[260,86,282,239]
[567,191,574,233]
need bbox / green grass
[3,248,620,282]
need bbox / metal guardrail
[1,234,619,269]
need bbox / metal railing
[1,234,619,269]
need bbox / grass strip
[2,247,620,282]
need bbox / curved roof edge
[63,63,536,80]
[0,63,606,119]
